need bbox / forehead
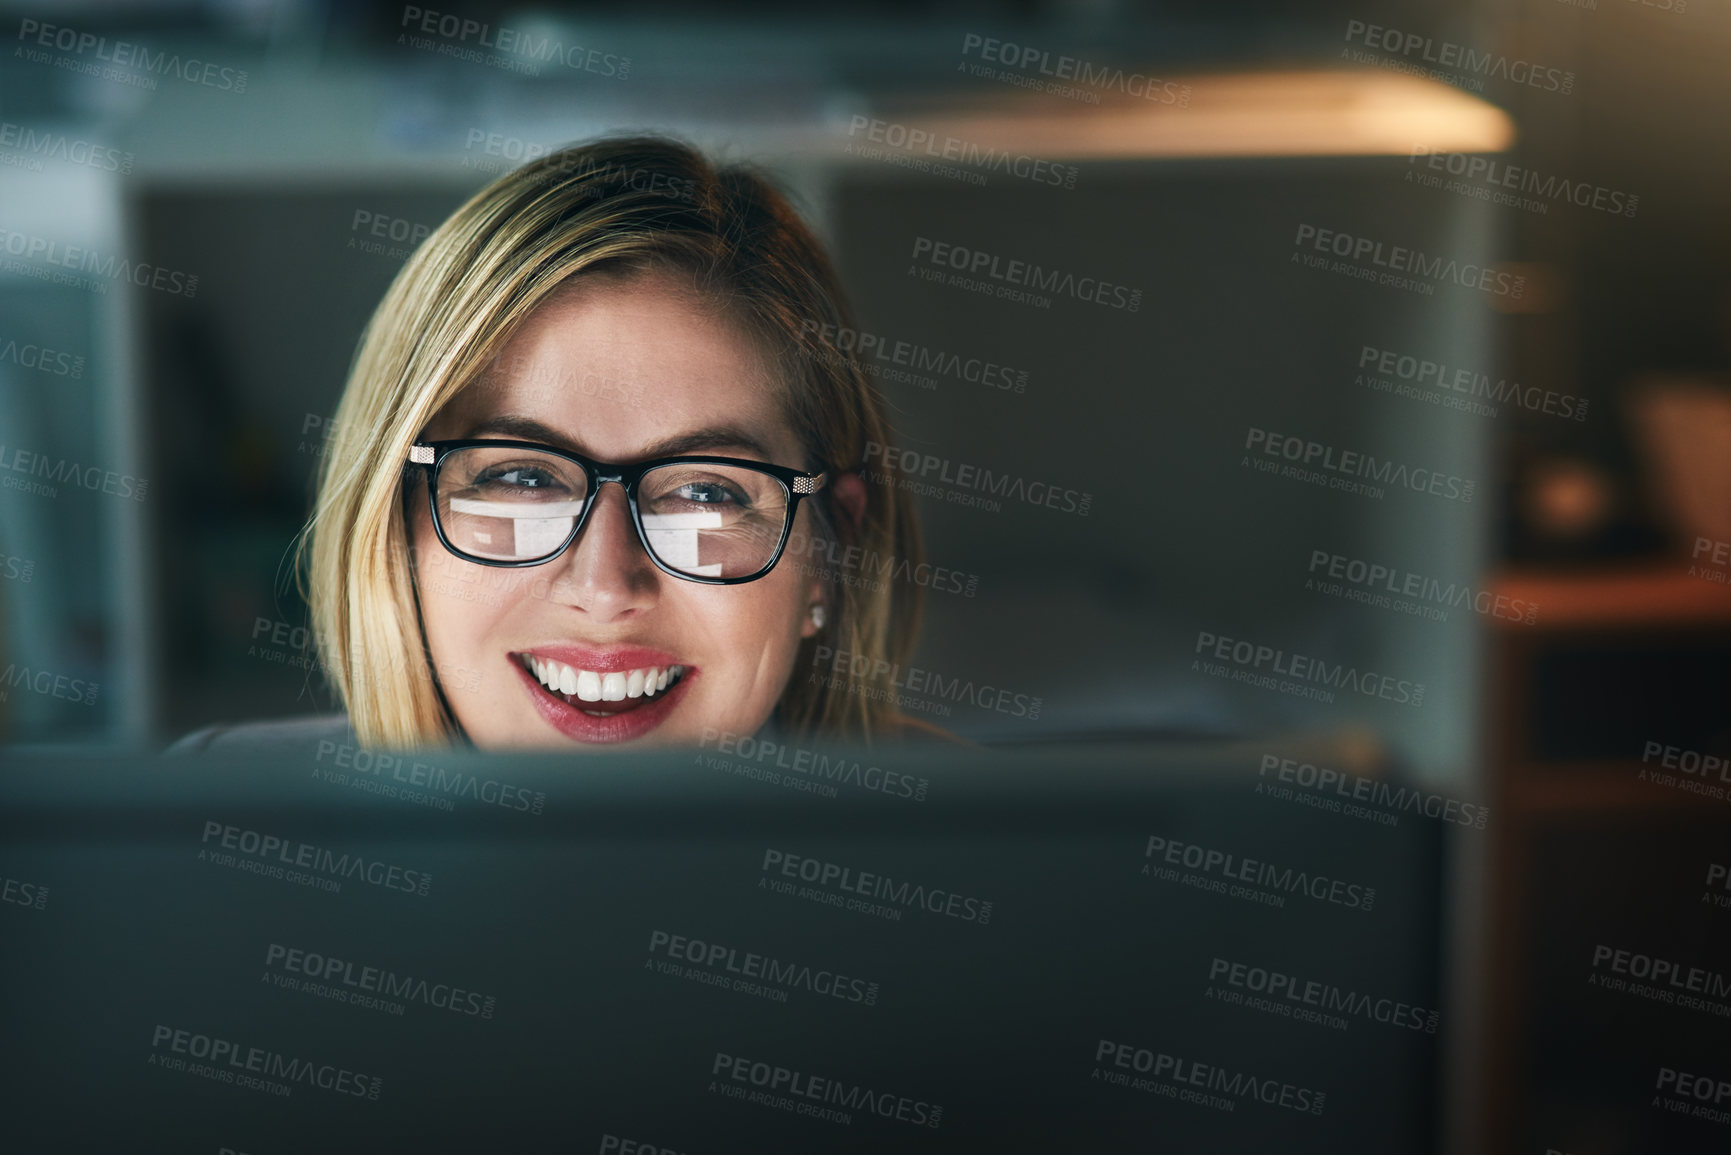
[438,271,798,462]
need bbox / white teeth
[521,655,686,702]
[576,670,601,702]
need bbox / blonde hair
[301,135,924,749]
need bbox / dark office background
[5,0,1726,764]
[5,6,1731,1149]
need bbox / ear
[829,470,867,534]
[799,471,867,639]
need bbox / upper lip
[512,644,688,673]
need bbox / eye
[641,464,775,519]
[675,481,744,505]
[476,463,560,490]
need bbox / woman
[173,135,958,753]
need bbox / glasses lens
[436,446,589,561]
[638,462,791,579]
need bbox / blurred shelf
[1506,763,1731,814]
[1489,562,1731,630]
[1479,559,1731,1154]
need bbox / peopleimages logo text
[16,19,250,92]
[149,1025,380,1099]
[0,336,83,378]
[649,929,881,1005]
[1358,344,1587,421]
[910,236,1142,312]
[712,1052,942,1128]
[398,6,629,77]
[1195,628,1426,707]
[1306,548,1537,626]
[1591,945,1731,999]
[0,227,198,298]
[0,663,99,706]
[699,728,929,801]
[760,849,993,924]
[1342,19,1574,94]
[2,873,49,910]
[1144,835,1376,911]
[0,122,133,174]
[264,943,497,1018]
[0,444,148,501]
[960,34,1190,105]
[1245,427,1474,503]
[1094,1039,1326,1114]
[864,440,1091,516]
[1294,224,1524,298]
[314,740,546,815]
[812,645,1041,719]
[799,318,1028,394]
[200,821,432,896]
[1208,956,1439,1033]
[1654,1066,1731,1127]
[846,116,1078,188]
[1408,149,1636,218]
[1260,752,1488,828]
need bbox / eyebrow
[458,415,782,464]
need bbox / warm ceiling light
[844,69,1516,160]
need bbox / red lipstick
[509,646,695,745]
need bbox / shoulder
[165,713,355,756]
[879,712,978,747]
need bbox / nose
[546,481,660,620]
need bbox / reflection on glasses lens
[438,447,589,561]
[638,462,788,578]
[434,447,791,578]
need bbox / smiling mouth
[515,652,689,717]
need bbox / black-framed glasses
[407,439,827,584]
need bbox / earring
[809,604,826,629]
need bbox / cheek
[408,503,514,663]
[678,572,807,693]
[726,572,805,645]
